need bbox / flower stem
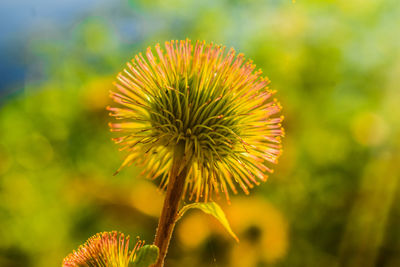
[153,144,188,267]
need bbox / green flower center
[149,76,240,164]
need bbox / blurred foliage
[1,0,400,266]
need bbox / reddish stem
[153,144,188,267]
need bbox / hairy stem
[153,144,188,267]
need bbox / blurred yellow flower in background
[227,197,289,266]
[177,211,211,249]
[173,197,289,267]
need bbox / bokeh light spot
[351,112,388,147]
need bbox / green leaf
[130,245,159,267]
[177,202,239,242]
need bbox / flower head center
[149,76,240,164]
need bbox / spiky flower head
[62,231,142,267]
[108,39,284,202]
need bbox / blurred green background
[1,0,399,266]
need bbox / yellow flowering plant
[63,39,283,267]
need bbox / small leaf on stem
[177,202,239,242]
